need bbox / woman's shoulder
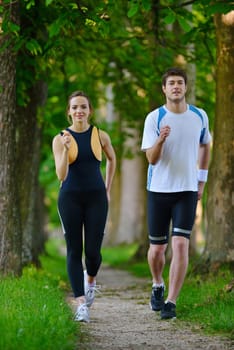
[98,129,111,144]
[53,133,61,144]
[52,132,64,151]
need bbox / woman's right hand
[53,133,70,181]
[61,131,71,150]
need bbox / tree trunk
[103,85,146,245]
[14,2,49,266]
[0,2,47,274]
[16,81,48,266]
[0,2,22,275]
[204,12,234,264]
[102,85,121,244]
[114,125,145,244]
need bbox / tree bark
[0,2,22,275]
[114,125,145,244]
[16,81,48,266]
[15,1,49,266]
[204,12,234,264]
[0,2,47,274]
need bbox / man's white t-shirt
[141,104,211,193]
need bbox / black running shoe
[150,285,165,311]
[161,301,176,319]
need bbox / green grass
[1,240,233,350]
[102,244,234,340]
[179,268,234,338]
[0,239,78,350]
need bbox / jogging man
[141,67,211,319]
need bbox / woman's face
[68,96,91,124]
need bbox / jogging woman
[52,91,116,322]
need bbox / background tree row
[0,0,233,275]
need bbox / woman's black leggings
[58,188,108,298]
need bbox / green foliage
[127,1,140,18]
[163,9,177,25]
[102,244,234,339]
[205,0,234,16]
[0,239,78,350]
[39,0,217,224]
[177,15,191,32]
[25,38,43,55]
[1,0,226,227]
[24,0,35,10]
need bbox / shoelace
[153,286,164,299]
[78,304,88,312]
[74,304,87,318]
[74,304,90,322]
[86,284,101,297]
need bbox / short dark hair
[162,67,187,86]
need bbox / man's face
[162,75,187,103]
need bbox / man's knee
[149,244,167,258]
[172,236,189,254]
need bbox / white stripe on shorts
[173,227,191,235]
[149,235,167,242]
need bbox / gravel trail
[68,265,233,350]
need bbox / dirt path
[68,265,233,350]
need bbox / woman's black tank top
[60,126,105,192]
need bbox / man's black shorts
[147,191,198,244]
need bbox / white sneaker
[74,303,90,322]
[84,270,101,307]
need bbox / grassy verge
[1,239,233,349]
[102,243,234,340]
[0,239,78,350]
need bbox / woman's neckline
[68,125,91,134]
